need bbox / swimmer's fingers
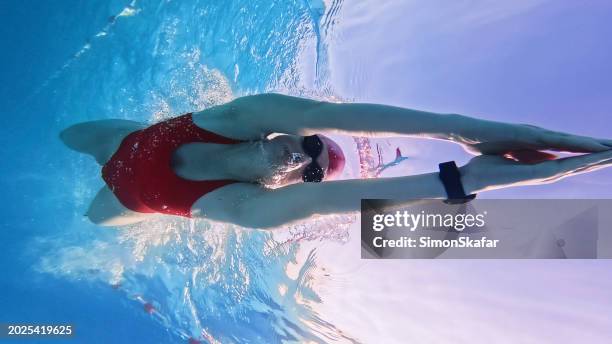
[466,125,611,155]
[534,150,612,182]
[527,125,611,153]
[596,138,612,148]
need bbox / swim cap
[318,135,345,179]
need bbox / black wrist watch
[438,161,476,204]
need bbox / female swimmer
[60,93,612,228]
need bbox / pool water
[3,1,612,343]
[2,0,353,342]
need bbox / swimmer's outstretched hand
[460,150,612,193]
[455,119,612,155]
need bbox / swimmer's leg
[87,186,151,227]
[60,119,145,165]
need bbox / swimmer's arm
[192,173,449,229]
[221,93,474,140]
[223,93,612,154]
[192,149,612,229]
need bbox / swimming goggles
[302,135,325,182]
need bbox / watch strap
[438,161,476,204]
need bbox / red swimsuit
[101,114,242,217]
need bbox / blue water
[1,0,350,343]
[4,1,612,343]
